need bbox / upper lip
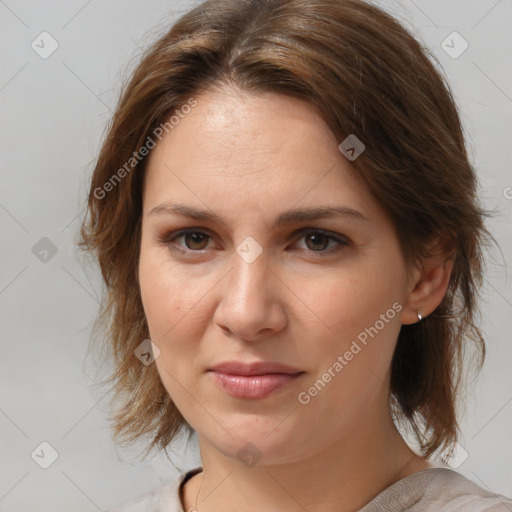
[208,361,303,376]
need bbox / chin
[198,413,320,467]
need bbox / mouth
[207,361,305,399]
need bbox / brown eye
[293,229,350,257]
[183,232,209,250]
[161,229,213,253]
[304,232,330,251]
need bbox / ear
[401,247,455,325]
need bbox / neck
[181,411,432,512]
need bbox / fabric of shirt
[106,466,512,511]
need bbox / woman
[79,0,512,510]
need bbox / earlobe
[401,252,455,325]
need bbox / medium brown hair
[79,0,492,459]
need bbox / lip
[208,361,305,399]
[209,361,303,376]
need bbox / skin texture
[138,86,453,512]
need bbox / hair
[79,0,493,460]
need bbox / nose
[213,249,287,342]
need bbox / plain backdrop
[1,0,511,510]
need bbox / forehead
[163,88,337,162]
[142,87,377,221]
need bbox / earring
[417,310,423,322]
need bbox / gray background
[1,0,511,510]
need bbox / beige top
[107,466,512,511]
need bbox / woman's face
[139,87,418,465]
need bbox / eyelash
[159,228,350,258]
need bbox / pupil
[187,232,206,249]
[307,233,327,251]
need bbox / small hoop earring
[417,310,423,322]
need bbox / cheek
[139,250,197,335]
[309,268,403,339]
[295,275,403,423]
[138,246,214,382]
[298,262,405,397]
[139,264,173,334]
[138,254,203,410]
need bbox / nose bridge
[214,241,284,340]
[228,245,270,305]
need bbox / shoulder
[422,468,512,511]
[360,467,512,512]
[105,467,202,512]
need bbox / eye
[161,229,213,253]
[159,228,350,256]
[292,229,349,256]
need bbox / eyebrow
[148,202,369,228]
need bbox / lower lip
[210,372,303,399]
